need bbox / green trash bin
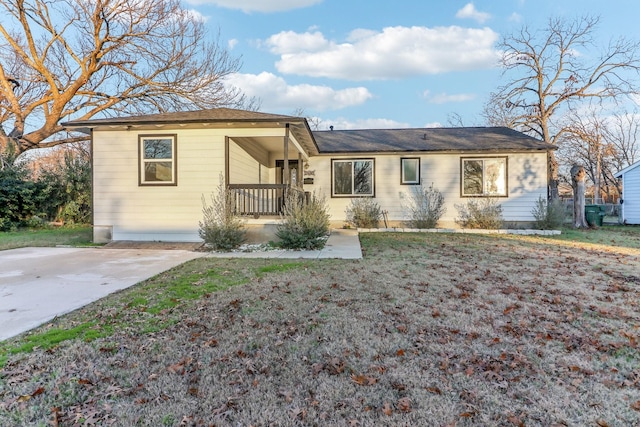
[597,204,606,226]
[585,204,604,226]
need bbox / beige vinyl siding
[261,163,270,184]
[228,140,262,184]
[93,125,300,241]
[93,129,222,241]
[499,153,548,222]
[305,152,547,227]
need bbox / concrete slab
[318,228,362,259]
[0,247,204,341]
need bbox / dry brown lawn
[1,231,640,426]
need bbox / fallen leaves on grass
[397,397,411,413]
[16,386,44,402]
[2,233,640,425]
[350,373,377,386]
[381,401,393,416]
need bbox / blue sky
[184,0,639,130]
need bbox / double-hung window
[139,134,177,186]
[461,157,507,196]
[332,159,374,197]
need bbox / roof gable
[615,160,640,178]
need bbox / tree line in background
[0,144,90,231]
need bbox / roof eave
[615,161,640,177]
[315,147,553,155]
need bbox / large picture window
[461,157,507,196]
[401,158,420,185]
[139,135,177,186]
[332,159,374,197]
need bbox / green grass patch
[0,258,309,367]
[5,321,112,356]
[0,225,93,250]
[542,225,640,249]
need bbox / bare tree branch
[558,108,640,202]
[0,0,245,157]
[482,15,640,199]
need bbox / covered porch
[225,122,317,217]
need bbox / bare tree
[604,111,640,170]
[446,112,465,127]
[484,16,640,200]
[290,107,323,131]
[560,109,608,202]
[0,0,244,158]
[559,109,640,201]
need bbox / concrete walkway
[205,228,363,259]
[0,247,203,341]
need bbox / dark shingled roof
[62,109,552,155]
[313,127,552,153]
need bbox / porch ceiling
[232,135,310,161]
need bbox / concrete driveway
[0,247,203,341]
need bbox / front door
[276,160,300,187]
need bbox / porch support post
[224,136,230,186]
[283,123,290,186]
[297,152,303,188]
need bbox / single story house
[615,161,640,225]
[63,108,553,243]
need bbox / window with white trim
[401,158,420,185]
[461,157,507,196]
[139,135,177,185]
[332,159,374,197]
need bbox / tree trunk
[594,139,602,204]
[548,151,560,201]
[571,165,589,228]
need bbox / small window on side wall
[461,157,507,197]
[401,157,420,185]
[139,134,177,186]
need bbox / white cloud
[423,90,476,104]
[508,12,522,23]
[317,118,411,130]
[185,0,322,13]
[456,3,491,24]
[424,122,443,128]
[185,8,209,22]
[228,39,239,50]
[264,26,500,80]
[225,72,373,111]
[264,31,329,54]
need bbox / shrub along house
[63,108,553,243]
